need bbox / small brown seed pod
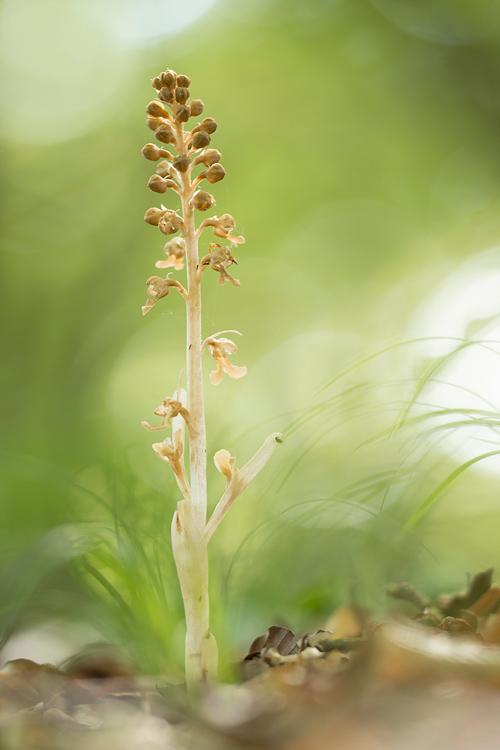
[144,207,167,225]
[175,87,190,104]
[192,131,211,150]
[148,175,168,194]
[158,211,183,235]
[192,149,222,167]
[190,99,204,117]
[175,104,191,123]
[156,160,174,178]
[172,155,191,173]
[160,70,177,89]
[206,164,226,184]
[147,101,169,118]
[152,77,163,90]
[176,74,191,87]
[199,117,218,134]
[158,87,174,104]
[192,191,215,211]
[142,143,164,161]
[147,116,164,132]
[154,124,176,144]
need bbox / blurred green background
[2,0,500,676]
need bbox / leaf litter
[2,570,500,748]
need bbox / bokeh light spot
[411,248,500,475]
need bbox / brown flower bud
[215,214,235,232]
[190,99,204,117]
[147,116,164,132]
[192,191,215,211]
[152,76,163,90]
[172,155,191,173]
[159,210,183,235]
[176,74,191,87]
[148,175,168,193]
[175,87,190,104]
[205,164,226,184]
[142,275,182,314]
[211,214,245,245]
[199,117,218,134]
[160,70,177,89]
[142,143,164,161]
[192,131,211,150]
[175,105,191,123]
[154,124,176,144]
[158,87,174,105]
[156,160,174,178]
[202,245,240,286]
[192,149,221,167]
[147,101,169,118]
[144,207,167,225]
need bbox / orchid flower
[202,335,247,385]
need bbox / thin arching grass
[402,449,500,532]
[394,339,500,432]
[0,450,186,674]
[74,336,500,661]
[6,337,500,667]
[281,337,500,538]
[276,398,411,494]
[359,406,500,449]
[315,336,468,396]
[222,467,413,603]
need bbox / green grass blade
[403,449,500,532]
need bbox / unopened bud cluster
[141,68,245,315]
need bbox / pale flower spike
[140,68,282,687]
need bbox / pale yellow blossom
[203,336,247,385]
[213,449,236,485]
[142,273,187,315]
[142,396,192,433]
[153,430,191,501]
[155,237,186,271]
[198,244,240,286]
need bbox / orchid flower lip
[206,336,247,385]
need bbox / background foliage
[2,0,500,675]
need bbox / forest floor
[1,570,500,749]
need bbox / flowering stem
[141,70,281,688]
[170,114,213,686]
[172,500,217,689]
[175,120,207,530]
